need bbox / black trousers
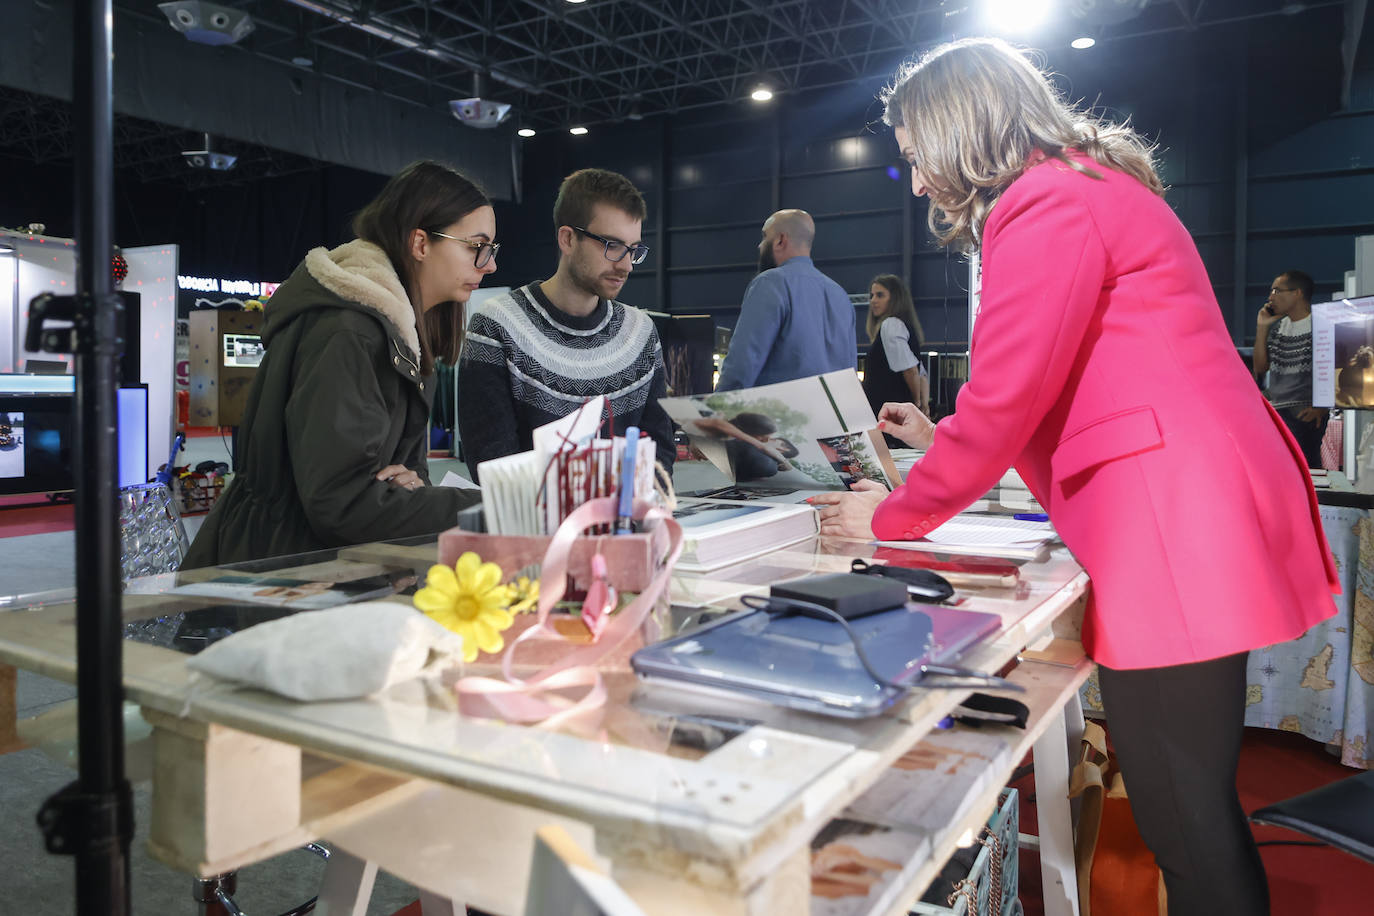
[1097,653,1269,916]
[1274,405,1328,469]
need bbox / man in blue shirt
[715,209,857,391]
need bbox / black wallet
[768,573,908,620]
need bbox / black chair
[1249,771,1374,863]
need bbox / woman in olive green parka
[183,162,498,567]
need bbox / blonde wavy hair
[881,37,1164,250]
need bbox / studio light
[569,126,589,136]
[1071,36,1096,49]
[750,87,775,102]
[983,0,1052,33]
[158,1,255,46]
[517,127,536,138]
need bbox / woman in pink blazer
[814,39,1337,915]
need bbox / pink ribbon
[453,497,683,728]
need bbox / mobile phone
[1263,304,1276,316]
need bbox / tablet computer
[629,602,1002,719]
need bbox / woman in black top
[862,275,928,436]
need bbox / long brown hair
[352,160,490,373]
[866,274,924,350]
[881,37,1163,251]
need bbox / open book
[660,370,901,502]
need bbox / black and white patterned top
[457,282,675,480]
[1264,314,1314,409]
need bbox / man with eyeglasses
[715,208,856,391]
[1255,268,1327,466]
[458,168,675,478]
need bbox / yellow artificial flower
[507,576,540,614]
[414,552,515,662]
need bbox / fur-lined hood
[264,239,419,359]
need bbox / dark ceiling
[152,0,1350,129]
[0,0,1362,186]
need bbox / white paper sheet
[438,471,480,490]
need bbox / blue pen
[615,427,639,534]
[1014,512,1049,522]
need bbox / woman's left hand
[809,479,889,538]
[376,464,424,491]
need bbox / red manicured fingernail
[877,420,886,429]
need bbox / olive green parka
[183,240,479,568]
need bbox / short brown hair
[552,168,646,233]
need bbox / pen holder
[437,529,658,594]
[449,498,684,726]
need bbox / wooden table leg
[1035,691,1084,916]
[141,708,302,875]
[0,662,23,755]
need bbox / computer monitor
[0,378,149,495]
[222,333,264,368]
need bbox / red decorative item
[111,252,128,286]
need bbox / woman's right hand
[878,402,935,449]
[376,464,424,491]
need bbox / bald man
[715,209,857,390]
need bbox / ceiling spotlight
[750,86,774,102]
[1070,36,1096,49]
[983,0,1051,32]
[569,126,589,136]
[517,127,536,138]
[158,1,255,46]
[565,0,588,4]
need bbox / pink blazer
[872,153,1338,669]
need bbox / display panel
[0,395,72,495]
[1312,295,1374,408]
[222,333,264,368]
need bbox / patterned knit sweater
[457,282,676,480]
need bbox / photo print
[0,412,25,479]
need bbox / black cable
[738,595,1024,694]
[1254,840,1327,848]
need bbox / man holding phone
[1255,269,1327,466]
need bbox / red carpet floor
[0,497,73,537]
[386,728,1370,916]
[1014,726,1372,916]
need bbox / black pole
[31,0,133,912]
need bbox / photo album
[659,370,902,498]
[658,371,900,571]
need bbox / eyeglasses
[428,230,499,268]
[1270,287,1297,295]
[572,227,650,265]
